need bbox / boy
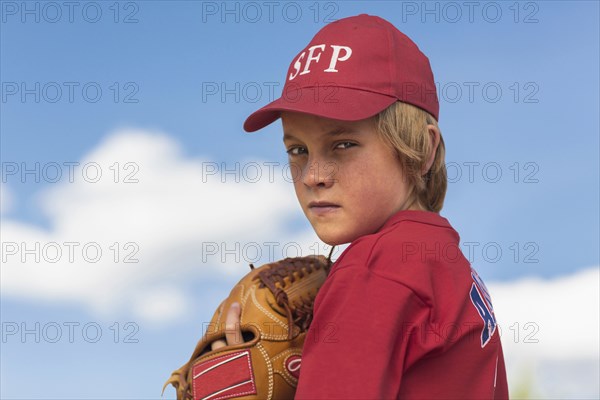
[212,14,508,399]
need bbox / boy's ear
[422,124,441,176]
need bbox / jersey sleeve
[294,262,431,399]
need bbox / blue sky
[1,1,599,398]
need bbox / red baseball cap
[243,14,439,133]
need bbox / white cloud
[0,182,13,215]
[0,129,325,324]
[130,285,189,325]
[488,267,600,398]
[489,267,599,359]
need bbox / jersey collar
[379,209,452,232]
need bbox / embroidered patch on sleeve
[192,350,257,400]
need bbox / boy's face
[281,111,421,246]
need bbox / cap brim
[243,88,398,132]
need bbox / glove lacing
[254,249,335,340]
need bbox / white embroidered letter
[289,52,306,81]
[299,44,326,76]
[325,45,352,72]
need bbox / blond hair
[376,101,447,213]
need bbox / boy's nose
[301,158,337,188]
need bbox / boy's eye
[286,142,355,156]
[335,141,356,150]
[286,146,307,156]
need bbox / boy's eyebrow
[283,126,357,142]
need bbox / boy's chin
[313,229,353,247]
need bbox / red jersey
[295,210,508,399]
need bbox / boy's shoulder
[331,210,470,305]
[337,210,461,266]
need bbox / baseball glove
[163,252,333,400]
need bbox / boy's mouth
[308,201,340,215]
[308,201,340,208]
